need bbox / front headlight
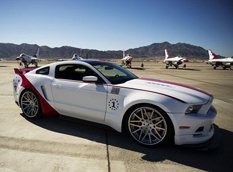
[185,104,202,114]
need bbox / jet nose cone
[184,58,189,62]
[16,57,20,60]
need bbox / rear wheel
[20,90,41,118]
[125,104,173,147]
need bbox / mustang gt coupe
[13,60,217,147]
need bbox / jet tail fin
[33,48,40,58]
[122,50,125,59]
[208,50,218,60]
[36,48,40,57]
[165,49,169,59]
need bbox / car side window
[36,67,50,75]
[55,64,105,83]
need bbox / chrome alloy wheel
[20,90,39,118]
[128,106,168,146]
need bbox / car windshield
[87,61,138,84]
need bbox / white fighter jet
[121,50,133,68]
[71,53,83,60]
[208,50,233,70]
[58,53,83,61]
[164,49,188,69]
[16,48,40,68]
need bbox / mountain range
[0,42,216,60]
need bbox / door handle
[53,83,62,88]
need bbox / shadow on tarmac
[22,114,233,171]
[162,68,201,71]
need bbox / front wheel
[20,90,41,118]
[125,105,173,147]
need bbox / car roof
[33,59,113,73]
[55,59,110,65]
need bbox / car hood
[118,78,212,104]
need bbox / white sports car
[13,60,217,147]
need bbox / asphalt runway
[0,61,233,172]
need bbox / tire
[125,104,173,147]
[20,90,41,118]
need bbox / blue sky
[0,0,232,56]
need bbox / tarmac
[0,61,233,172]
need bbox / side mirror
[82,76,98,82]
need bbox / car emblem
[108,98,119,111]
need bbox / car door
[51,64,108,123]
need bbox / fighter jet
[71,53,83,60]
[16,48,40,68]
[164,49,188,69]
[121,50,133,68]
[58,53,83,61]
[208,50,233,70]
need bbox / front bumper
[180,124,221,151]
[168,106,217,145]
[174,124,214,145]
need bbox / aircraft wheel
[165,66,168,69]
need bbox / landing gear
[141,63,144,68]
[24,62,29,68]
[183,64,186,69]
[126,61,132,68]
[165,65,168,69]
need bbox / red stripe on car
[140,78,212,97]
[17,71,59,116]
